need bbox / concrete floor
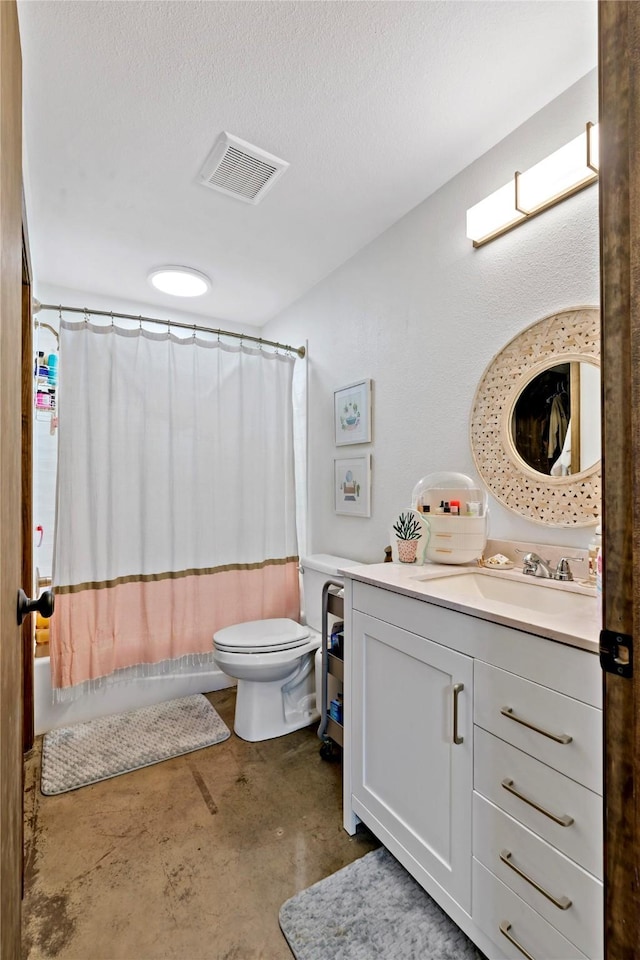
[22,688,379,960]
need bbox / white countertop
[341,561,600,654]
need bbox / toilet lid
[213,618,311,653]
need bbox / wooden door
[0,2,24,957]
[598,3,640,958]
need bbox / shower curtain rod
[36,302,306,358]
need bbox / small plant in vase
[393,511,422,563]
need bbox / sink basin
[415,572,595,617]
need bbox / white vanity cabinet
[344,573,603,960]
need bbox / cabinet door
[351,611,473,911]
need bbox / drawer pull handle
[501,778,574,827]
[499,920,536,960]
[453,683,464,744]
[500,849,572,910]
[501,706,573,744]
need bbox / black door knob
[17,588,55,626]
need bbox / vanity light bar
[466,122,599,248]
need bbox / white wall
[264,71,600,564]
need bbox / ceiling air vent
[199,132,289,204]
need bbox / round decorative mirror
[470,307,600,526]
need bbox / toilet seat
[213,617,311,654]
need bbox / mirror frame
[470,306,600,527]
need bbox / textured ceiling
[18,1,597,326]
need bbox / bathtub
[34,653,234,735]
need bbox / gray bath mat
[279,846,485,960]
[41,694,230,795]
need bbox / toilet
[213,554,354,742]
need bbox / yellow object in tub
[35,610,50,644]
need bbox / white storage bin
[410,472,488,565]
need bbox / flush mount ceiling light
[466,122,599,247]
[148,266,211,297]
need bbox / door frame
[599,2,640,957]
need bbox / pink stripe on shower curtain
[50,560,300,690]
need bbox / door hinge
[600,629,633,678]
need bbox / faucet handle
[555,556,584,581]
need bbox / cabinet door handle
[501,778,574,827]
[501,706,573,744]
[453,682,464,744]
[499,849,572,910]
[499,920,536,960]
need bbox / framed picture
[334,379,372,445]
[334,455,371,517]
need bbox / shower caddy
[33,319,59,429]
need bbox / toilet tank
[301,554,357,632]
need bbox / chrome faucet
[520,551,584,581]
[521,552,554,578]
[554,557,584,582]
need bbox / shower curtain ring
[59,305,63,324]
[110,311,114,329]
[138,315,143,331]
[192,323,196,339]
[83,307,89,326]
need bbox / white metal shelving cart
[317,579,344,760]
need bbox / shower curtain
[50,320,300,692]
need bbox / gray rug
[41,694,230,795]
[279,847,485,960]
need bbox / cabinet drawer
[473,859,589,960]
[429,531,487,552]
[474,660,602,793]
[474,727,602,879]
[473,794,602,958]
